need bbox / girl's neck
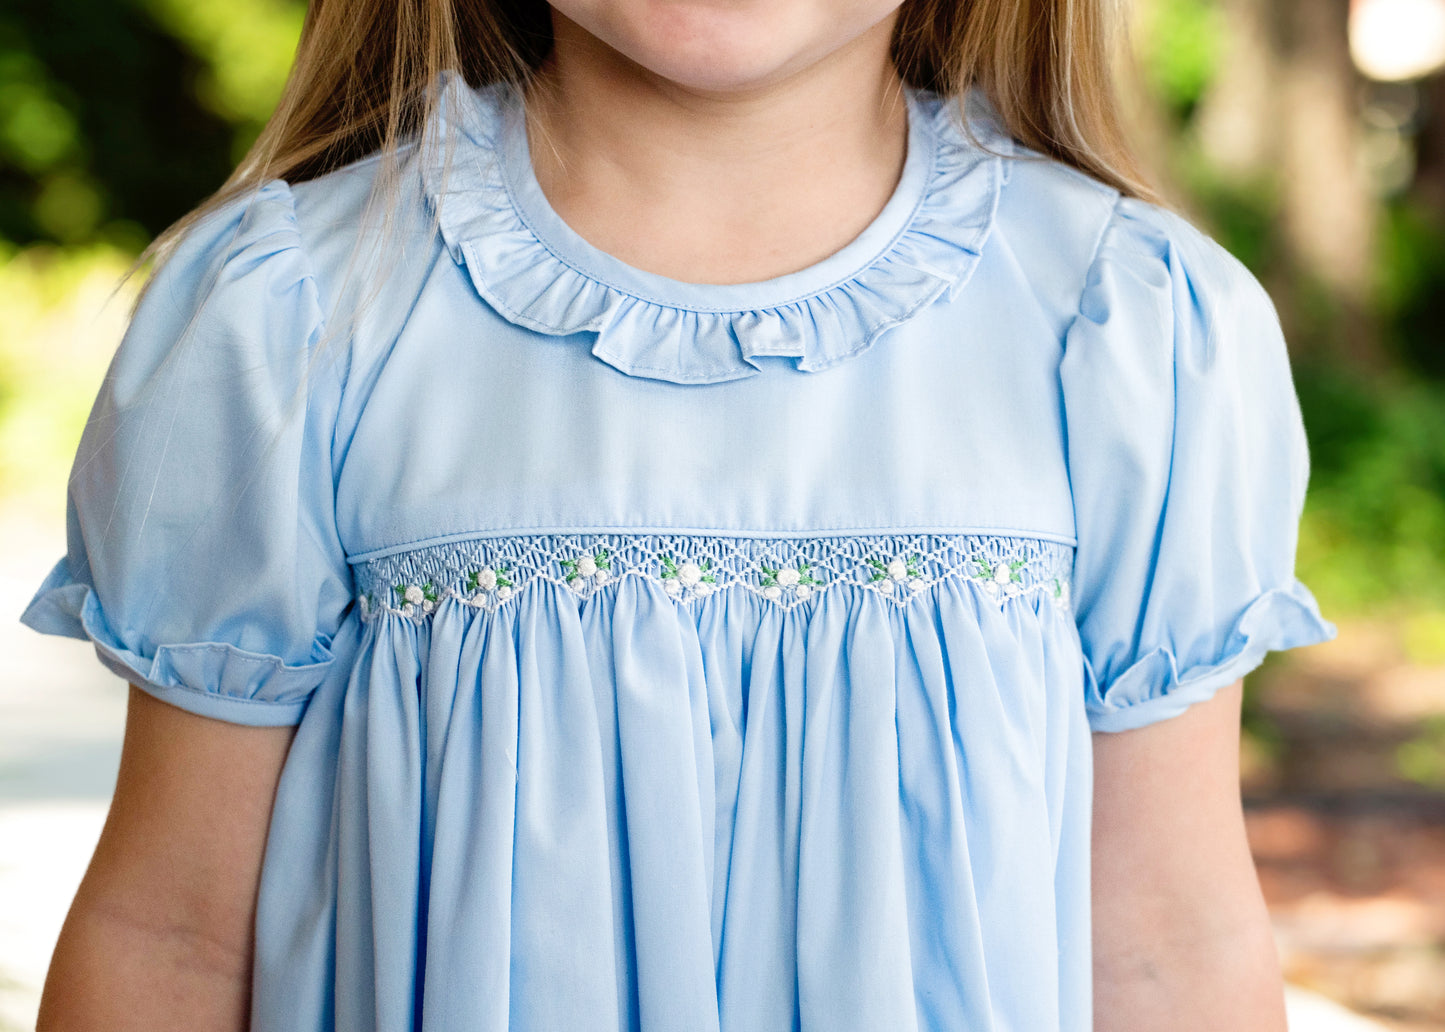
[522,13,909,286]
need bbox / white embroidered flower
[475,567,498,591]
[776,567,801,587]
[694,581,714,597]
[402,602,417,616]
[907,577,925,591]
[568,575,585,591]
[403,584,425,605]
[1058,581,1070,607]
[594,568,611,584]
[877,579,895,595]
[664,577,683,597]
[678,561,703,586]
[470,591,488,605]
[1004,581,1023,598]
[984,580,1000,598]
[497,585,513,601]
[992,564,1013,585]
[887,558,908,581]
[421,599,436,614]
[577,554,597,577]
[795,584,813,601]
[763,584,783,601]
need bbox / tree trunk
[1192,0,1382,366]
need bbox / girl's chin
[547,0,902,96]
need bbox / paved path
[0,517,122,1031]
[0,518,1398,1031]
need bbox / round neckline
[494,84,939,314]
[420,68,1007,383]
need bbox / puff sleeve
[18,179,352,726]
[1061,195,1336,734]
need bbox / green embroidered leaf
[660,555,678,577]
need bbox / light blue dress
[21,70,1336,1031]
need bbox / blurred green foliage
[1380,198,1445,381]
[1136,0,1225,118]
[0,241,134,505]
[1293,189,1445,627]
[140,0,306,149]
[1295,365,1445,615]
[0,0,1443,638]
[0,0,302,245]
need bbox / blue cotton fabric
[21,70,1335,1030]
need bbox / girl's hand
[37,685,295,1032]
[1091,679,1288,1031]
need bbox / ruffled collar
[421,69,1012,384]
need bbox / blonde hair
[125,0,1158,325]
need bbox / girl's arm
[1091,679,1287,1031]
[37,685,294,1032]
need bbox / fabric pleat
[419,604,516,1031]
[795,588,917,1030]
[508,583,622,1029]
[600,575,720,1030]
[715,595,803,1032]
[358,617,426,1031]
[893,587,999,1031]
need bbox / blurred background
[0,0,1442,1028]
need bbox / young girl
[21,0,1336,1028]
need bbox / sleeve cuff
[19,557,333,727]
[1084,580,1337,734]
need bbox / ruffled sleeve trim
[1082,579,1337,733]
[418,70,1012,384]
[21,558,334,727]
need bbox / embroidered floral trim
[660,554,717,598]
[464,564,515,605]
[560,549,612,591]
[355,532,1073,622]
[760,559,820,601]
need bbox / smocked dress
[21,70,1336,1031]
